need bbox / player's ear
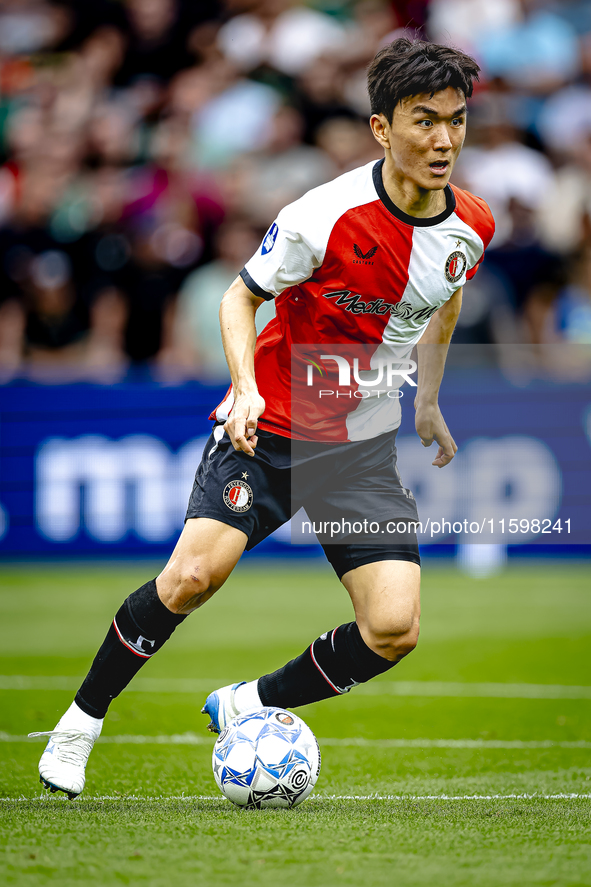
[369,113,391,149]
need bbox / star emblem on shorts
[241,472,249,480]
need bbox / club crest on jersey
[261,222,279,255]
[445,250,467,284]
[223,479,253,512]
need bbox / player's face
[372,87,467,193]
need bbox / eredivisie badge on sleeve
[445,250,467,284]
[223,480,253,512]
[261,222,278,255]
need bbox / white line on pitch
[3,732,591,749]
[316,793,591,801]
[1,793,590,802]
[358,681,591,700]
[320,738,591,749]
[2,675,591,700]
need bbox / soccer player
[32,38,494,798]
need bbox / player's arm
[414,287,462,468]
[219,275,267,457]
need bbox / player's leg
[74,517,247,716]
[32,517,247,798]
[340,559,420,663]
[204,551,420,730]
[255,556,420,708]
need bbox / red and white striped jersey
[213,158,495,442]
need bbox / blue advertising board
[0,370,590,559]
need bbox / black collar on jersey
[373,158,456,227]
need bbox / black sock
[75,579,186,719]
[257,622,396,708]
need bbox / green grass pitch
[1,559,590,886]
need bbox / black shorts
[185,427,420,579]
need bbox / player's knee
[157,560,222,614]
[364,614,420,662]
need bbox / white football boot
[202,680,263,734]
[201,683,245,734]
[29,703,103,799]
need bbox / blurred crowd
[0,0,590,384]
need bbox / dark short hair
[367,38,480,121]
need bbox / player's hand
[224,391,266,457]
[414,401,457,468]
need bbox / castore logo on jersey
[353,243,378,264]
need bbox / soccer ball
[212,707,321,809]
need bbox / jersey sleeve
[450,185,496,282]
[465,197,496,281]
[240,202,321,300]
